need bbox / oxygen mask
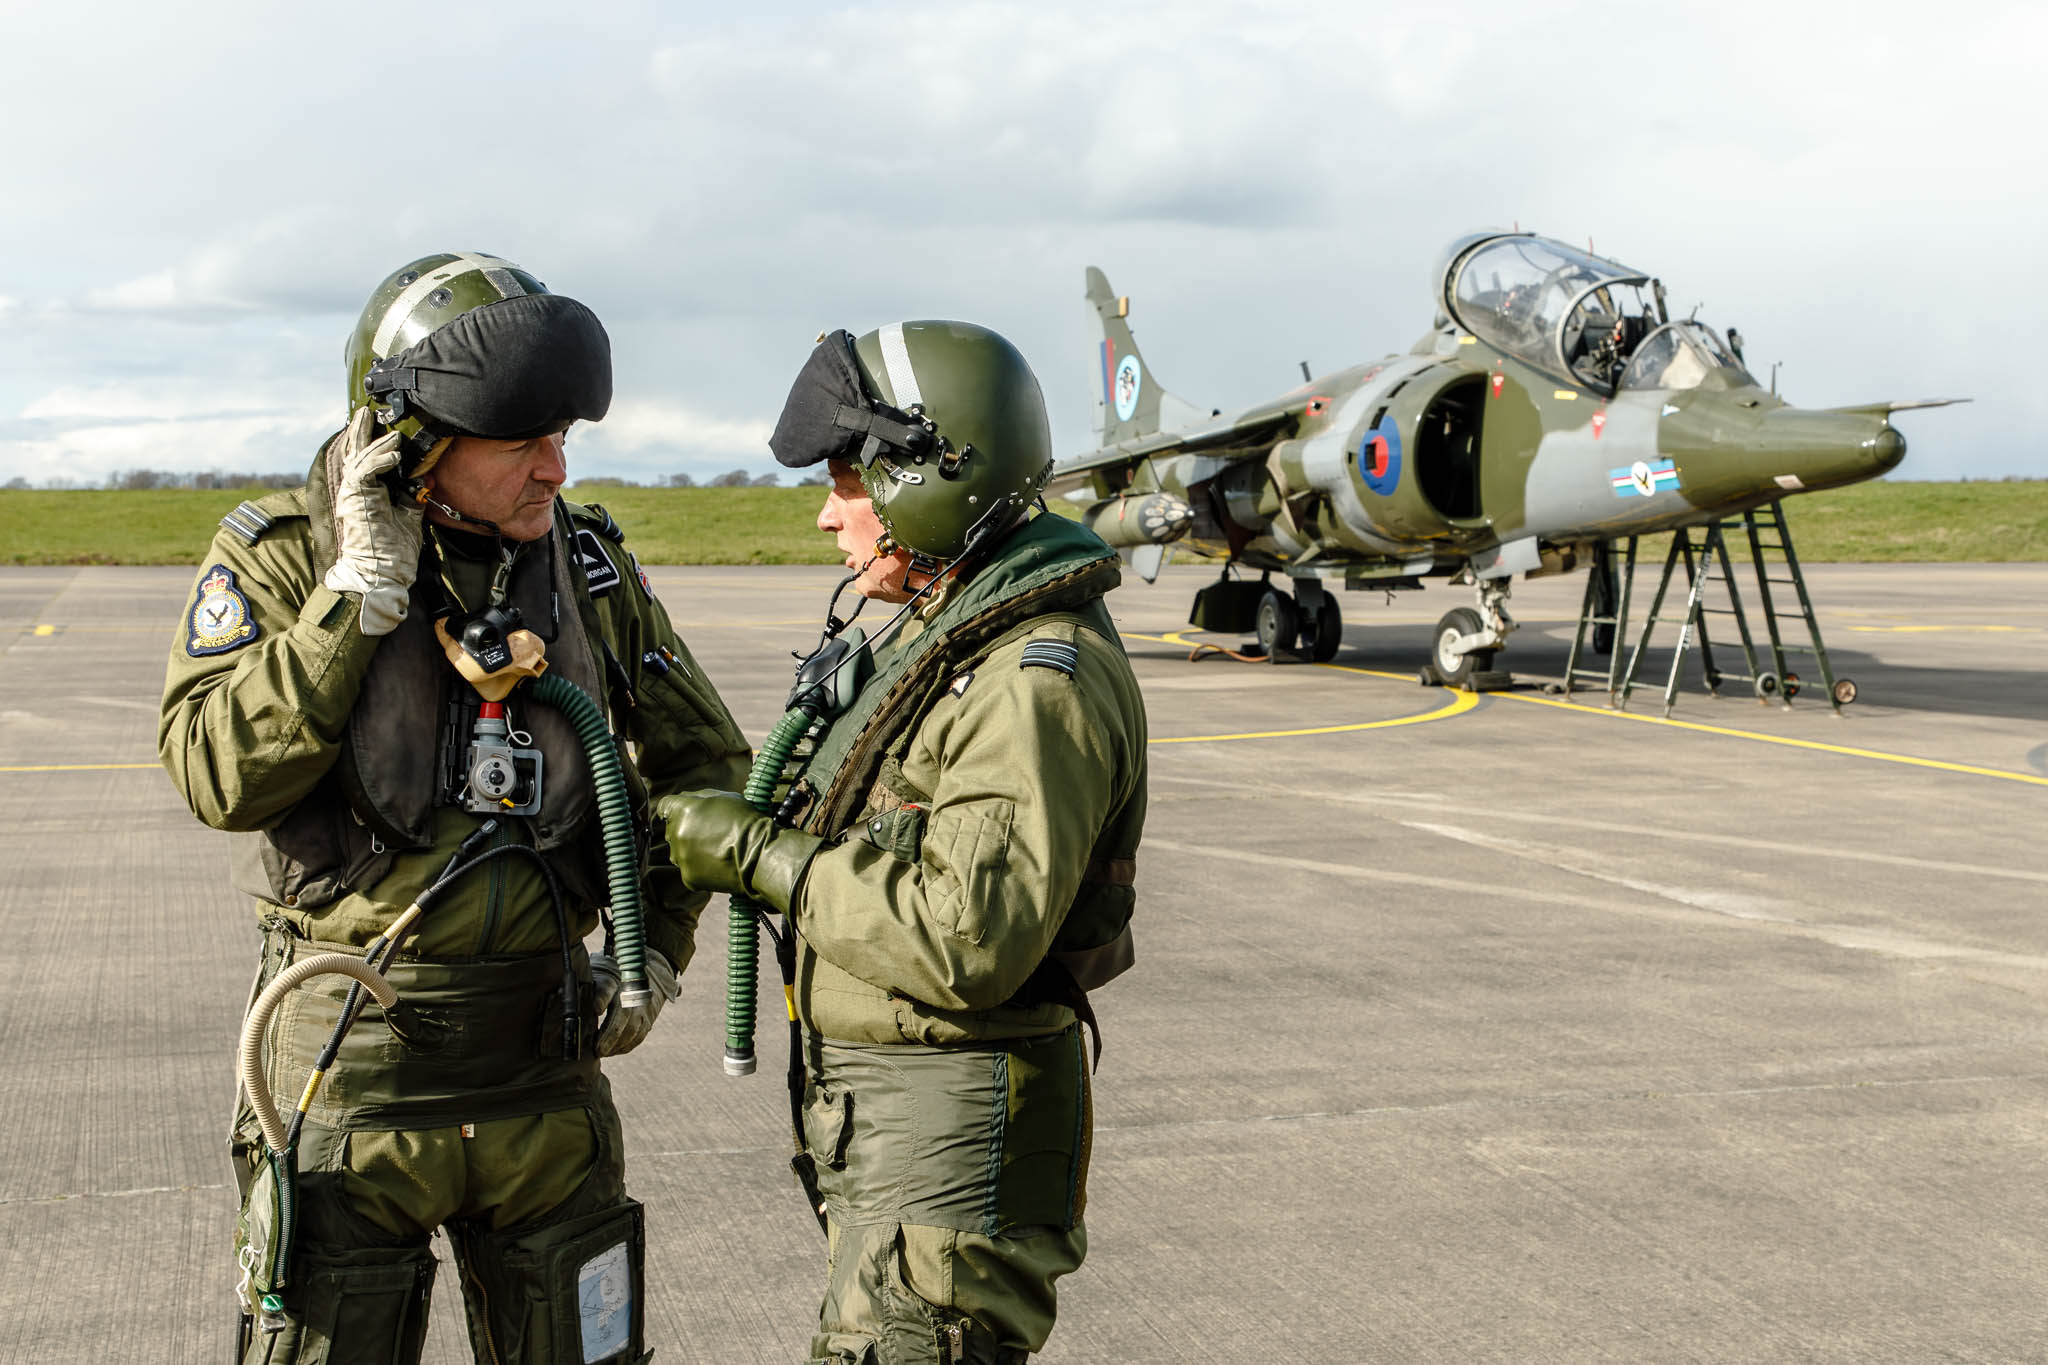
[436,601,549,702]
[788,625,870,716]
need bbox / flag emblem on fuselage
[1610,459,1680,498]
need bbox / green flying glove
[656,791,823,913]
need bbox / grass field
[0,480,2041,566]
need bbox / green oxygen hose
[725,706,816,1076]
[530,674,651,1006]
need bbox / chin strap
[416,488,506,542]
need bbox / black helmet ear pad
[391,293,612,441]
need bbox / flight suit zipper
[476,818,511,954]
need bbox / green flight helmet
[848,321,1054,563]
[342,252,611,474]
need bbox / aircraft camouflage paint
[1051,231,1957,681]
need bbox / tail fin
[1086,266,1206,446]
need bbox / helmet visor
[368,293,612,440]
[769,329,934,469]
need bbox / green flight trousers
[233,926,645,1364]
[800,1028,1092,1365]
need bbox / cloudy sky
[1,1,2038,487]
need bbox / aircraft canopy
[1619,321,1757,391]
[1445,234,1662,392]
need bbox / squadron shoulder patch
[575,527,623,597]
[629,551,654,602]
[186,564,259,656]
[1019,640,1078,678]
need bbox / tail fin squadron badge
[187,564,260,656]
[1113,353,1142,422]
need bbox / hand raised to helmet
[321,406,424,637]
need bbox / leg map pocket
[451,1197,649,1365]
[240,1241,435,1365]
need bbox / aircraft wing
[1050,400,1299,491]
[1823,397,1971,415]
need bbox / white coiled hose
[238,953,398,1153]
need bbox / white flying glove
[322,406,423,637]
[591,949,680,1058]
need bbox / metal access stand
[1564,501,1855,717]
[1561,538,1638,700]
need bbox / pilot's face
[425,431,569,542]
[816,459,920,602]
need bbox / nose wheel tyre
[1255,590,1300,658]
[1432,607,1494,686]
[1832,678,1858,706]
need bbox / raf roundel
[1358,415,1403,497]
[1113,353,1142,423]
[187,564,260,657]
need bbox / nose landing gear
[1430,607,1494,686]
[1423,576,1517,687]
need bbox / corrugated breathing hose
[724,705,815,1076]
[531,673,649,1005]
[239,955,398,1157]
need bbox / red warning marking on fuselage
[1489,373,1505,399]
[1592,409,1608,438]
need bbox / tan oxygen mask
[435,601,549,702]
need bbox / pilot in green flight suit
[657,322,1148,1364]
[158,254,750,1363]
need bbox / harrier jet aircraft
[1052,232,1954,680]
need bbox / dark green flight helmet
[769,320,1053,563]
[343,252,612,474]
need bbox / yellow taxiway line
[1499,692,2048,787]
[1130,631,1479,744]
[1124,628,2048,786]
[1150,687,1478,744]
[1847,625,2028,633]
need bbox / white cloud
[2,377,331,485]
[575,398,772,460]
[0,413,327,486]
[83,211,360,316]
[0,0,2041,485]
[21,378,325,422]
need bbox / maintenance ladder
[1562,501,1853,717]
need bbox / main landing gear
[1188,567,1517,684]
[1256,579,1343,663]
[1188,570,1341,662]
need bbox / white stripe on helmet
[878,322,923,409]
[370,253,523,357]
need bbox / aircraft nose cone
[1868,425,1906,472]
